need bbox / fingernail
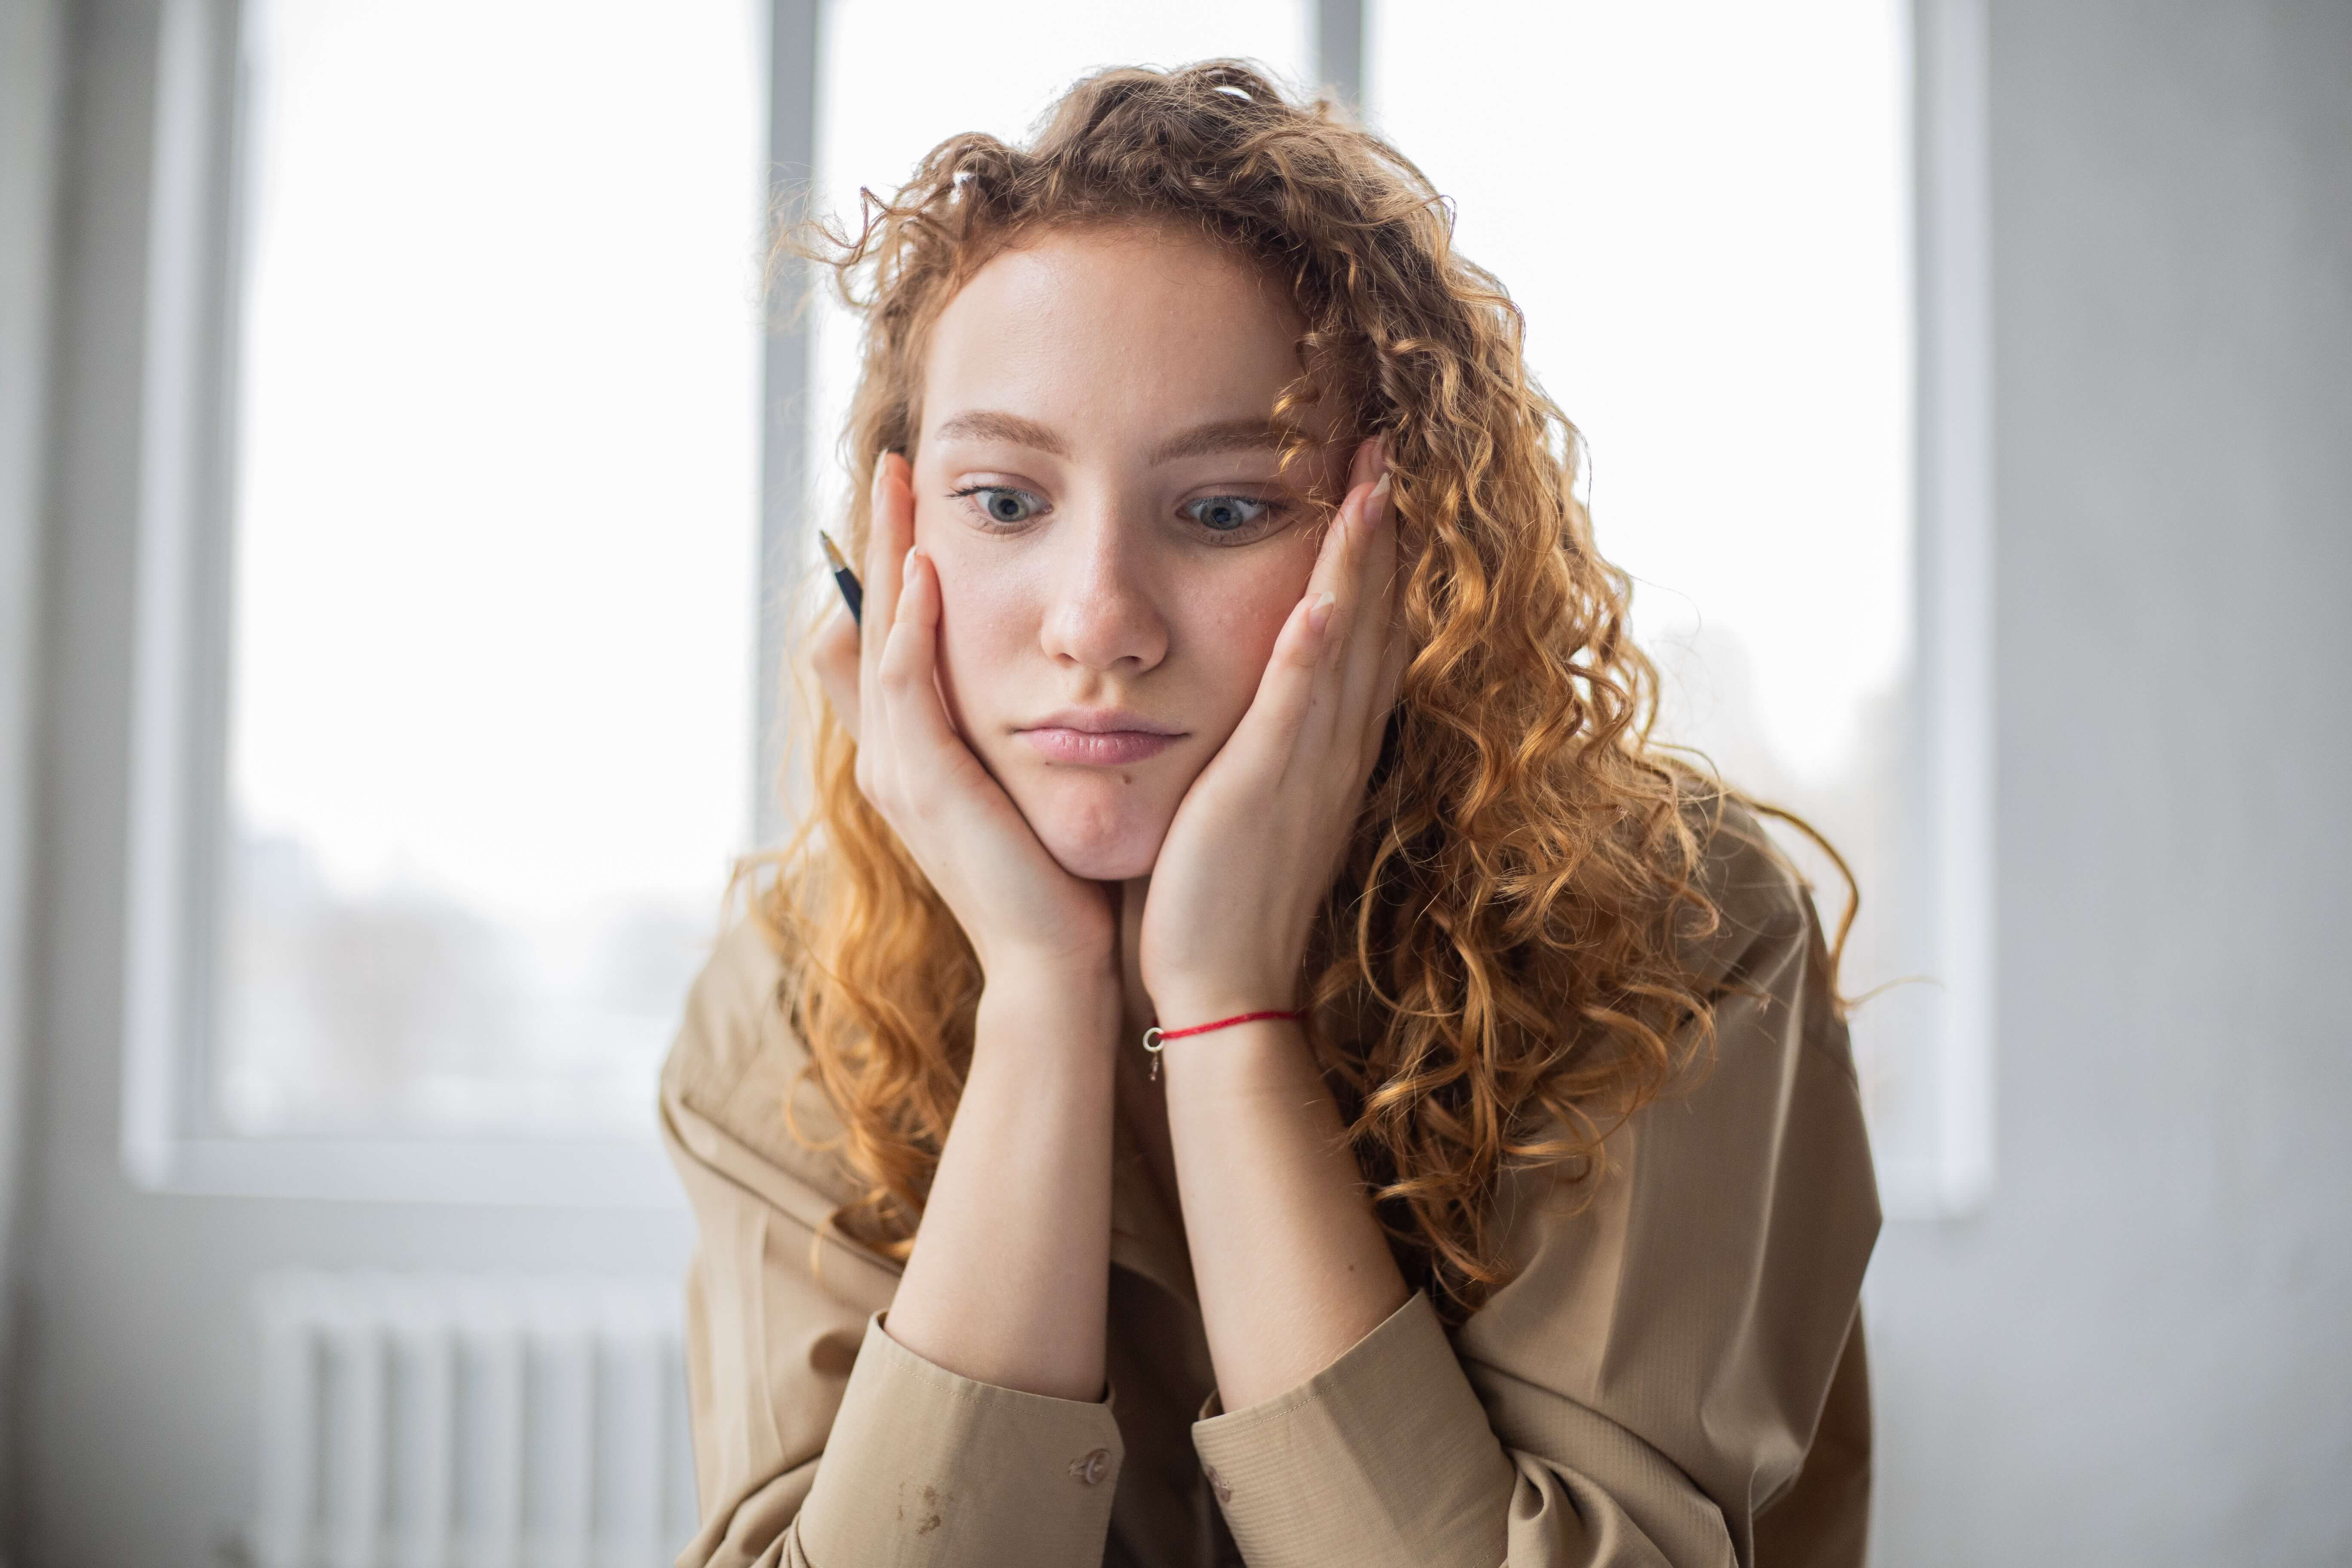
[1371,470,1392,502]
[1308,590,1337,633]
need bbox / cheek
[1182,553,1315,727]
[926,549,1037,729]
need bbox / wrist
[1145,980,1302,1033]
[977,960,1121,1037]
[975,931,1117,992]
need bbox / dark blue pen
[817,530,863,626]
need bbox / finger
[862,458,913,656]
[859,456,914,733]
[1300,447,1386,746]
[1305,441,1378,646]
[811,604,862,743]
[875,546,974,768]
[1368,489,1415,754]
[1338,460,1399,736]
[1224,486,1355,769]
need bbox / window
[216,0,763,1138]
[125,0,1987,1210]
[124,0,766,1197]
[210,0,757,1142]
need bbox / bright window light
[217,0,763,1136]
[1369,0,1929,1157]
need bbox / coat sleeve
[663,922,1127,1568]
[1189,817,1882,1568]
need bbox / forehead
[918,224,1314,446]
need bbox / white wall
[1868,1,2352,1562]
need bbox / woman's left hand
[1138,440,1406,1026]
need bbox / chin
[1041,834,1159,882]
[1017,774,1176,882]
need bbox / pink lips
[1017,709,1185,766]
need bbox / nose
[1037,505,1169,676]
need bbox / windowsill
[122,1134,687,1208]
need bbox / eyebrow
[1147,417,1292,466]
[929,409,1071,456]
[926,410,1293,467]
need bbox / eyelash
[947,485,1292,543]
[948,484,1047,529]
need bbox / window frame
[1896,0,1997,1217]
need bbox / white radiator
[251,1270,698,1568]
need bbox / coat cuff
[796,1314,1126,1566]
[1191,1292,1512,1567]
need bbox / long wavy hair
[748,61,1839,1323]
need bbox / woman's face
[910,223,1343,882]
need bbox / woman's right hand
[810,455,1117,983]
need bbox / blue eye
[956,486,1045,526]
[1184,495,1271,533]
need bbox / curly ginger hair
[750,61,1816,1323]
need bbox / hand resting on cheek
[1136,439,1403,1027]
[811,453,1118,984]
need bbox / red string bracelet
[1140,1010,1303,1081]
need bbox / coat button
[1069,1447,1112,1485]
[1203,1463,1233,1504]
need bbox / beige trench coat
[660,815,1880,1567]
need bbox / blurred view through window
[217,0,763,1136]
[1372,0,1927,1155]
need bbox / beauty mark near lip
[1017,709,1186,767]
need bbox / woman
[663,62,1877,1568]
